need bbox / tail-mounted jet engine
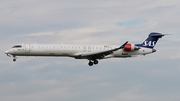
[124,43,140,51]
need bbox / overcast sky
[0,0,180,101]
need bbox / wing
[76,41,128,60]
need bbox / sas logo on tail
[143,41,156,47]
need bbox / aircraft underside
[7,50,147,66]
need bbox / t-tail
[136,32,165,49]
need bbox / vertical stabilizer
[136,32,165,49]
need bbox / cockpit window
[12,45,22,48]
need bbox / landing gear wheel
[93,60,98,65]
[13,55,17,62]
[88,61,93,66]
[13,59,16,62]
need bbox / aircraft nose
[5,50,9,54]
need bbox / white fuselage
[6,43,154,59]
[5,32,165,66]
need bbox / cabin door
[25,44,30,53]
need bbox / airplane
[5,32,166,66]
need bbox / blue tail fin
[136,32,165,49]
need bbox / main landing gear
[13,55,17,62]
[88,60,99,66]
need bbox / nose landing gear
[13,55,17,62]
[13,59,16,62]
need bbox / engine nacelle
[124,43,140,51]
